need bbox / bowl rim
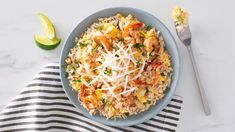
[60,7,180,127]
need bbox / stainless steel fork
[174,23,211,116]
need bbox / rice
[65,13,173,119]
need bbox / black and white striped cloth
[0,63,183,132]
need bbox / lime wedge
[37,13,56,39]
[34,35,61,50]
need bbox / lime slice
[34,35,61,50]
[37,13,56,39]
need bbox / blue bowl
[60,7,180,127]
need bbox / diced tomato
[134,79,144,85]
[130,22,144,29]
[79,84,86,99]
[152,61,162,69]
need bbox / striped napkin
[0,63,183,132]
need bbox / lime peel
[34,35,61,50]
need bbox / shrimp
[153,70,159,86]
[123,22,144,37]
[129,30,143,44]
[79,84,99,110]
[126,94,134,106]
[81,95,98,110]
[144,36,158,52]
[79,84,86,100]
[94,36,112,51]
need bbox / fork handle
[187,45,211,115]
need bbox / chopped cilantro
[66,65,74,71]
[101,98,105,103]
[98,61,102,64]
[136,61,141,67]
[142,52,146,56]
[97,25,103,31]
[134,43,145,49]
[92,44,100,52]
[160,72,165,76]
[140,32,145,38]
[92,69,96,73]
[101,98,107,106]
[75,60,81,64]
[146,87,150,93]
[144,24,153,31]
[79,42,87,47]
[112,46,118,50]
[124,112,130,116]
[104,69,112,75]
[73,79,81,83]
[147,52,153,59]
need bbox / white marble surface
[1,0,235,131]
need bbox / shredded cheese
[88,41,146,97]
[132,59,146,80]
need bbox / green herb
[92,44,100,52]
[146,87,150,93]
[101,98,105,103]
[79,42,87,47]
[97,25,103,31]
[147,100,151,104]
[134,43,145,49]
[142,52,146,56]
[92,69,96,73]
[73,79,81,83]
[98,61,102,64]
[124,112,130,116]
[144,24,153,31]
[147,52,153,59]
[112,46,118,50]
[75,60,81,64]
[160,72,165,76]
[101,98,107,106]
[104,69,112,75]
[66,65,74,71]
[140,32,145,38]
[136,61,141,67]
